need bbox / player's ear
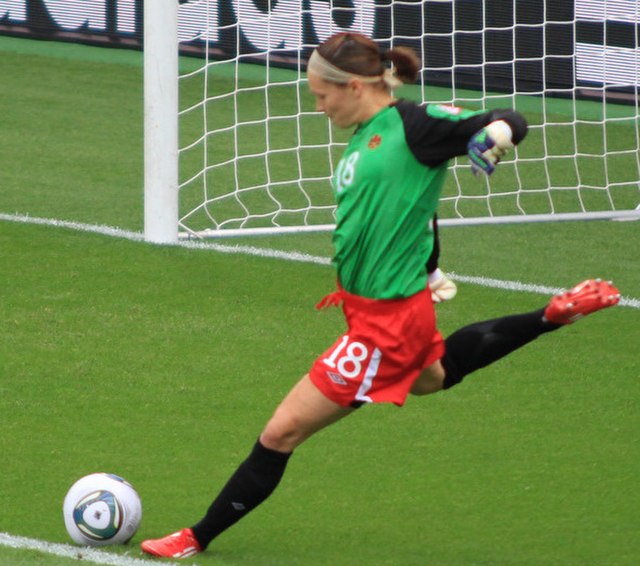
[347,78,364,97]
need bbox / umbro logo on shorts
[326,371,347,385]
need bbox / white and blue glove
[467,120,514,176]
[428,268,457,304]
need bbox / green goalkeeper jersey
[332,100,526,299]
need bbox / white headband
[307,50,402,89]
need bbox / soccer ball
[62,473,142,546]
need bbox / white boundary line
[449,273,640,309]
[2,212,639,309]
[0,533,177,566]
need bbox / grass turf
[1,221,638,565]
[0,35,639,566]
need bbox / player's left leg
[142,375,354,558]
[259,373,356,452]
[192,375,353,546]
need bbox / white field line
[2,212,639,309]
[0,532,177,566]
[449,273,640,309]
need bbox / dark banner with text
[1,1,637,100]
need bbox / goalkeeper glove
[428,268,457,304]
[467,120,514,176]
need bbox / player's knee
[411,362,446,396]
[260,416,306,452]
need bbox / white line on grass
[2,212,639,309]
[449,273,640,309]
[0,213,145,241]
[0,533,177,566]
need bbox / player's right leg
[141,375,353,559]
[543,278,620,324]
[411,278,620,395]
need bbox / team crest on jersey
[368,134,382,149]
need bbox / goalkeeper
[142,32,620,559]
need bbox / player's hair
[316,33,420,85]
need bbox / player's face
[308,73,360,129]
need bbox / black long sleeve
[393,100,528,167]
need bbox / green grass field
[0,36,639,566]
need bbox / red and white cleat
[544,279,620,324]
[141,528,202,559]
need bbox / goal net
[144,0,640,242]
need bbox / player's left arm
[466,110,528,176]
[396,101,528,173]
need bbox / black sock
[442,308,560,389]
[191,440,292,548]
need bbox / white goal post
[144,0,640,243]
[144,0,179,244]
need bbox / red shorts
[309,286,445,407]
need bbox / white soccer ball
[62,473,142,546]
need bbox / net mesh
[176,0,640,237]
